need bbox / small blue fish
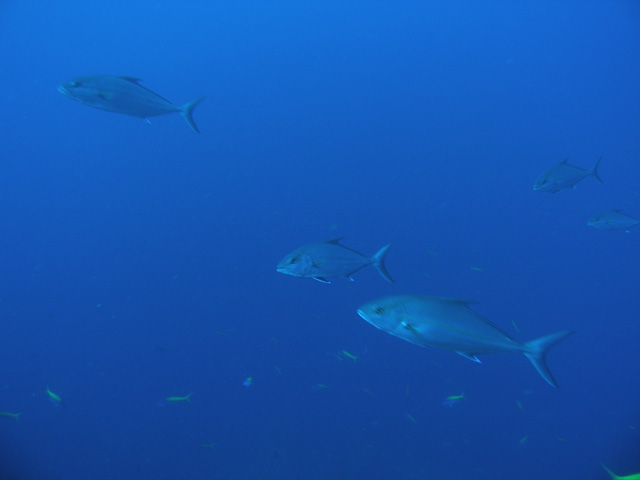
[58,75,204,132]
[277,238,393,283]
[533,157,603,193]
[588,210,640,232]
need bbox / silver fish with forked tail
[357,295,573,387]
[533,157,603,193]
[277,238,393,283]
[588,209,640,232]
[58,75,204,133]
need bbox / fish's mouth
[57,85,69,95]
[356,309,368,321]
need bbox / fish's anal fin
[313,277,331,284]
[457,352,482,363]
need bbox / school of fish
[57,74,635,390]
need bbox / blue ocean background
[1,1,639,479]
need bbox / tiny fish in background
[277,238,393,283]
[533,157,603,193]
[588,210,640,232]
[58,75,204,132]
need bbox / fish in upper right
[533,157,603,193]
[277,238,393,283]
[588,210,640,232]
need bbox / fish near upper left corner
[58,74,205,133]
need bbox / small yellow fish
[166,394,192,403]
[341,350,357,362]
[200,443,216,449]
[46,388,62,403]
[315,384,330,390]
[446,393,465,401]
[511,320,520,333]
[470,267,484,272]
[406,413,417,424]
[519,435,528,444]
[516,400,524,410]
[0,412,21,421]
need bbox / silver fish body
[588,209,640,232]
[58,75,204,132]
[277,238,393,283]
[357,295,572,387]
[533,157,603,193]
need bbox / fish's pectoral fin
[401,321,421,337]
[96,92,113,99]
[313,277,331,284]
[457,352,482,363]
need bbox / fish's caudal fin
[371,243,394,283]
[522,331,573,388]
[180,96,205,133]
[591,156,604,183]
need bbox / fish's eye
[70,81,81,88]
[374,307,385,315]
[289,257,297,265]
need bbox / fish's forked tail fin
[522,330,573,388]
[591,156,604,184]
[180,96,205,133]
[371,243,394,283]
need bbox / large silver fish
[588,209,640,232]
[277,238,393,283]
[533,157,603,193]
[357,295,573,387]
[58,75,204,132]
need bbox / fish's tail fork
[372,243,394,283]
[592,156,604,184]
[180,96,205,133]
[522,330,574,388]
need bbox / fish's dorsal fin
[457,352,482,363]
[325,237,344,245]
[120,76,143,84]
[560,158,569,165]
[440,298,477,307]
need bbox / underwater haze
[1,1,639,479]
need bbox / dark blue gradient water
[0,2,638,479]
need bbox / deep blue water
[1,1,639,479]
